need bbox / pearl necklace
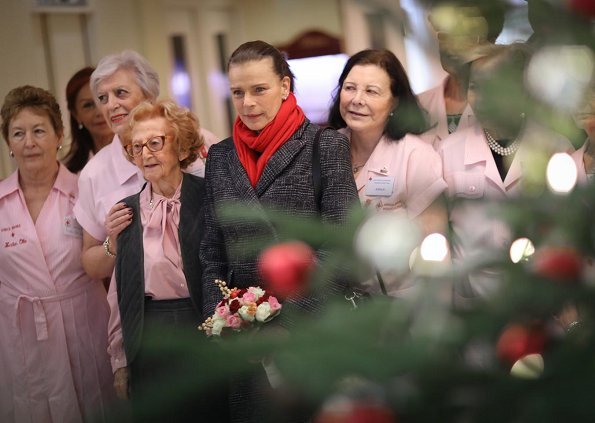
[484,129,519,156]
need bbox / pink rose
[268,296,282,312]
[226,314,242,329]
[242,292,257,304]
[215,305,230,318]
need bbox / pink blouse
[107,181,189,371]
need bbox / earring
[9,150,14,158]
[389,112,394,117]
[78,122,83,130]
[58,145,63,151]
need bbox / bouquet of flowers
[199,279,282,336]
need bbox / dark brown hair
[63,67,97,173]
[228,40,296,92]
[328,49,428,141]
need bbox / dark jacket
[115,173,205,363]
[200,120,359,318]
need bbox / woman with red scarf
[200,40,359,421]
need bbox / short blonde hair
[122,99,203,169]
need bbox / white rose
[255,303,272,322]
[238,305,255,322]
[211,318,226,336]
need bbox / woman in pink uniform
[440,44,574,308]
[0,86,113,422]
[328,49,448,298]
[74,50,218,283]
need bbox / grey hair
[90,50,160,101]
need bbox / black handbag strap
[312,127,324,210]
[312,126,389,297]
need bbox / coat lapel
[225,145,262,205]
[179,174,205,317]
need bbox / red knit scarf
[233,92,305,187]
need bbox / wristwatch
[103,236,116,258]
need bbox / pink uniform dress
[74,129,219,242]
[340,128,447,297]
[440,122,574,307]
[417,76,476,149]
[106,182,189,372]
[0,164,114,423]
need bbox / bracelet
[103,236,116,258]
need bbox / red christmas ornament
[258,241,316,299]
[496,323,546,365]
[315,402,397,423]
[566,0,595,19]
[532,246,583,282]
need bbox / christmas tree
[111,1,595,422]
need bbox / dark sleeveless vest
[114,173,205,364]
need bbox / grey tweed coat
[200,120,359,317]
[200,120,358,422]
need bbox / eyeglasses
[125,135,168,157]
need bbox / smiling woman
[63,67,113,173]
[328,49,448,298]
[73,51,159,283]
[72,50,220,287]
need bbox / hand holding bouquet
[199,279,282,336]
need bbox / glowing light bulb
[355,213,421,273]
[420,233,449,262]
[527,45,594,113]
[510,354,544,379]
[546,153,577,194]
[509,237,535,263]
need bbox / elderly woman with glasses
[105,99,222,419]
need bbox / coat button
[469,185,476,192]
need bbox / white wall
[0,2,49,178]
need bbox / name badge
[364,176,394,197]
[63,215,83,238]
